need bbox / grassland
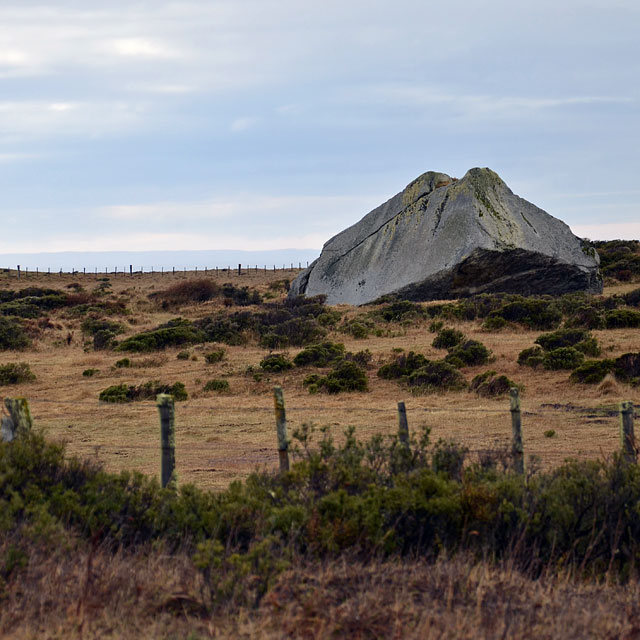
[0,268,638,491]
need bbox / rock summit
[289,168,602,305]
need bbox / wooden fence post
[620,401,636,464]
[3,398,33,441]
[510,388,524,475]
[273,386,289,472]
[157,394,176,488]
[397,401,409,449]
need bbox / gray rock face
[290,168,602,305]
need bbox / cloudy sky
[1,0,639,258]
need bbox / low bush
[565,304,606,330]
[432,328,465,350]
[204,348,225,364]
[517,346,545,368]
[150,279,221,307]
[377,351,430,380]
[345,349,373,368]
[115,358,131,368]
[613,353,640,385]
[370,300,426,323]
[542,347,585,371]
[82,368,99,377]
[176,350,190,360]
[116,318,207,352]
[304,360,368,393]
[486,298,562,330]
[99,381,188,403]
[203,379,230,392]
[624,288,640,307]
[569,359,615,384]
[535,328,600,356]
[260,354,294,372]
[341,317,373,338]
[0,362,35,385]
[470,371,518,397]
[605,308,640,329]
[293,341,345,367]
[0,317,31,350]
[445,340,491,368]
[407,361,467,393]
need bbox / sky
[1,0,639,261]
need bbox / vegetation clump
[593,239,640,281]
[304,360,368,394]
[369,300,426,323]
[0,317,31,350]
[293,341,345,367]
[535,328,600,357]
[485,298,562,330]
[377,351,430,381]
[517,346,545,368]
[570,359,615,384]
[470,371,518,397]
[0,362,35,385]
[259,354,294,372]
[176,350,190,360]
[204,348,225,364]
[114,358,131,368]
[407,361,467,393]
[542,347,585,371]
[82,368,99,377]
[432,327,465,350]
[604,308,640,329]
[445,340,492,368]
[203,378,230,392]
[613,352,640,385]
[116,318,206,352]
[99,381,188,403]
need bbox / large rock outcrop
[289,168,602,305]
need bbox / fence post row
[510,387,524,475]
[620,401,636,464]
[157,394,176,488]
[397,401,410,449]
[273,386,289,473]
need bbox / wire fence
[3,263,310,279]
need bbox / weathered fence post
[397,401,410,449]
[510,387,524,475]
[156,394,176,488]
[620,401,636,464]
[238,263,241,276]
[273,386,289,472]
[16,265,20,279]
[2,398,33,441]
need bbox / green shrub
[481,315,508,331]
[534,328,600,358]
[317,310,341,328]
[259,354,293,372]
[99,381,188,403]
[82,368,99,377]
[613,353,640,385]
[428,320,444,333]
[341,319,372,339]
[293,341,345,367]
[486,298,562,330]
[544,429,556,438]
[150,279,221,307]
[0,362,35,385]
[470,371,518,397]
[407,361,467,393]
[176,350,190,360]
[445,340,491,368]
[321,360,368,393]
[542,347,585,370]
[345,349,373,368]
[432,328,465,350]
[203,379,230,392]
[565,304,606,330]
[517,346,545,368]
[204,348,225,364]
[0,317,31,350]
[116,318,207,352]
[371,300,426,323]
[569,359,615,384]
[624,288,640,308]
[115,358,131,368]
[605,308,640,329]
[377,351,430,380]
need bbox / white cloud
[570,222,640,241]
[109,38,181,60]
[230,117,259,133]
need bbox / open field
[0,268,638,491]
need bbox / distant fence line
[4,263,310,279]
[1,389,637,488]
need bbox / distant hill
[0,249,320,273]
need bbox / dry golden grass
[4,543,640,639]
[1,270,638,490]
